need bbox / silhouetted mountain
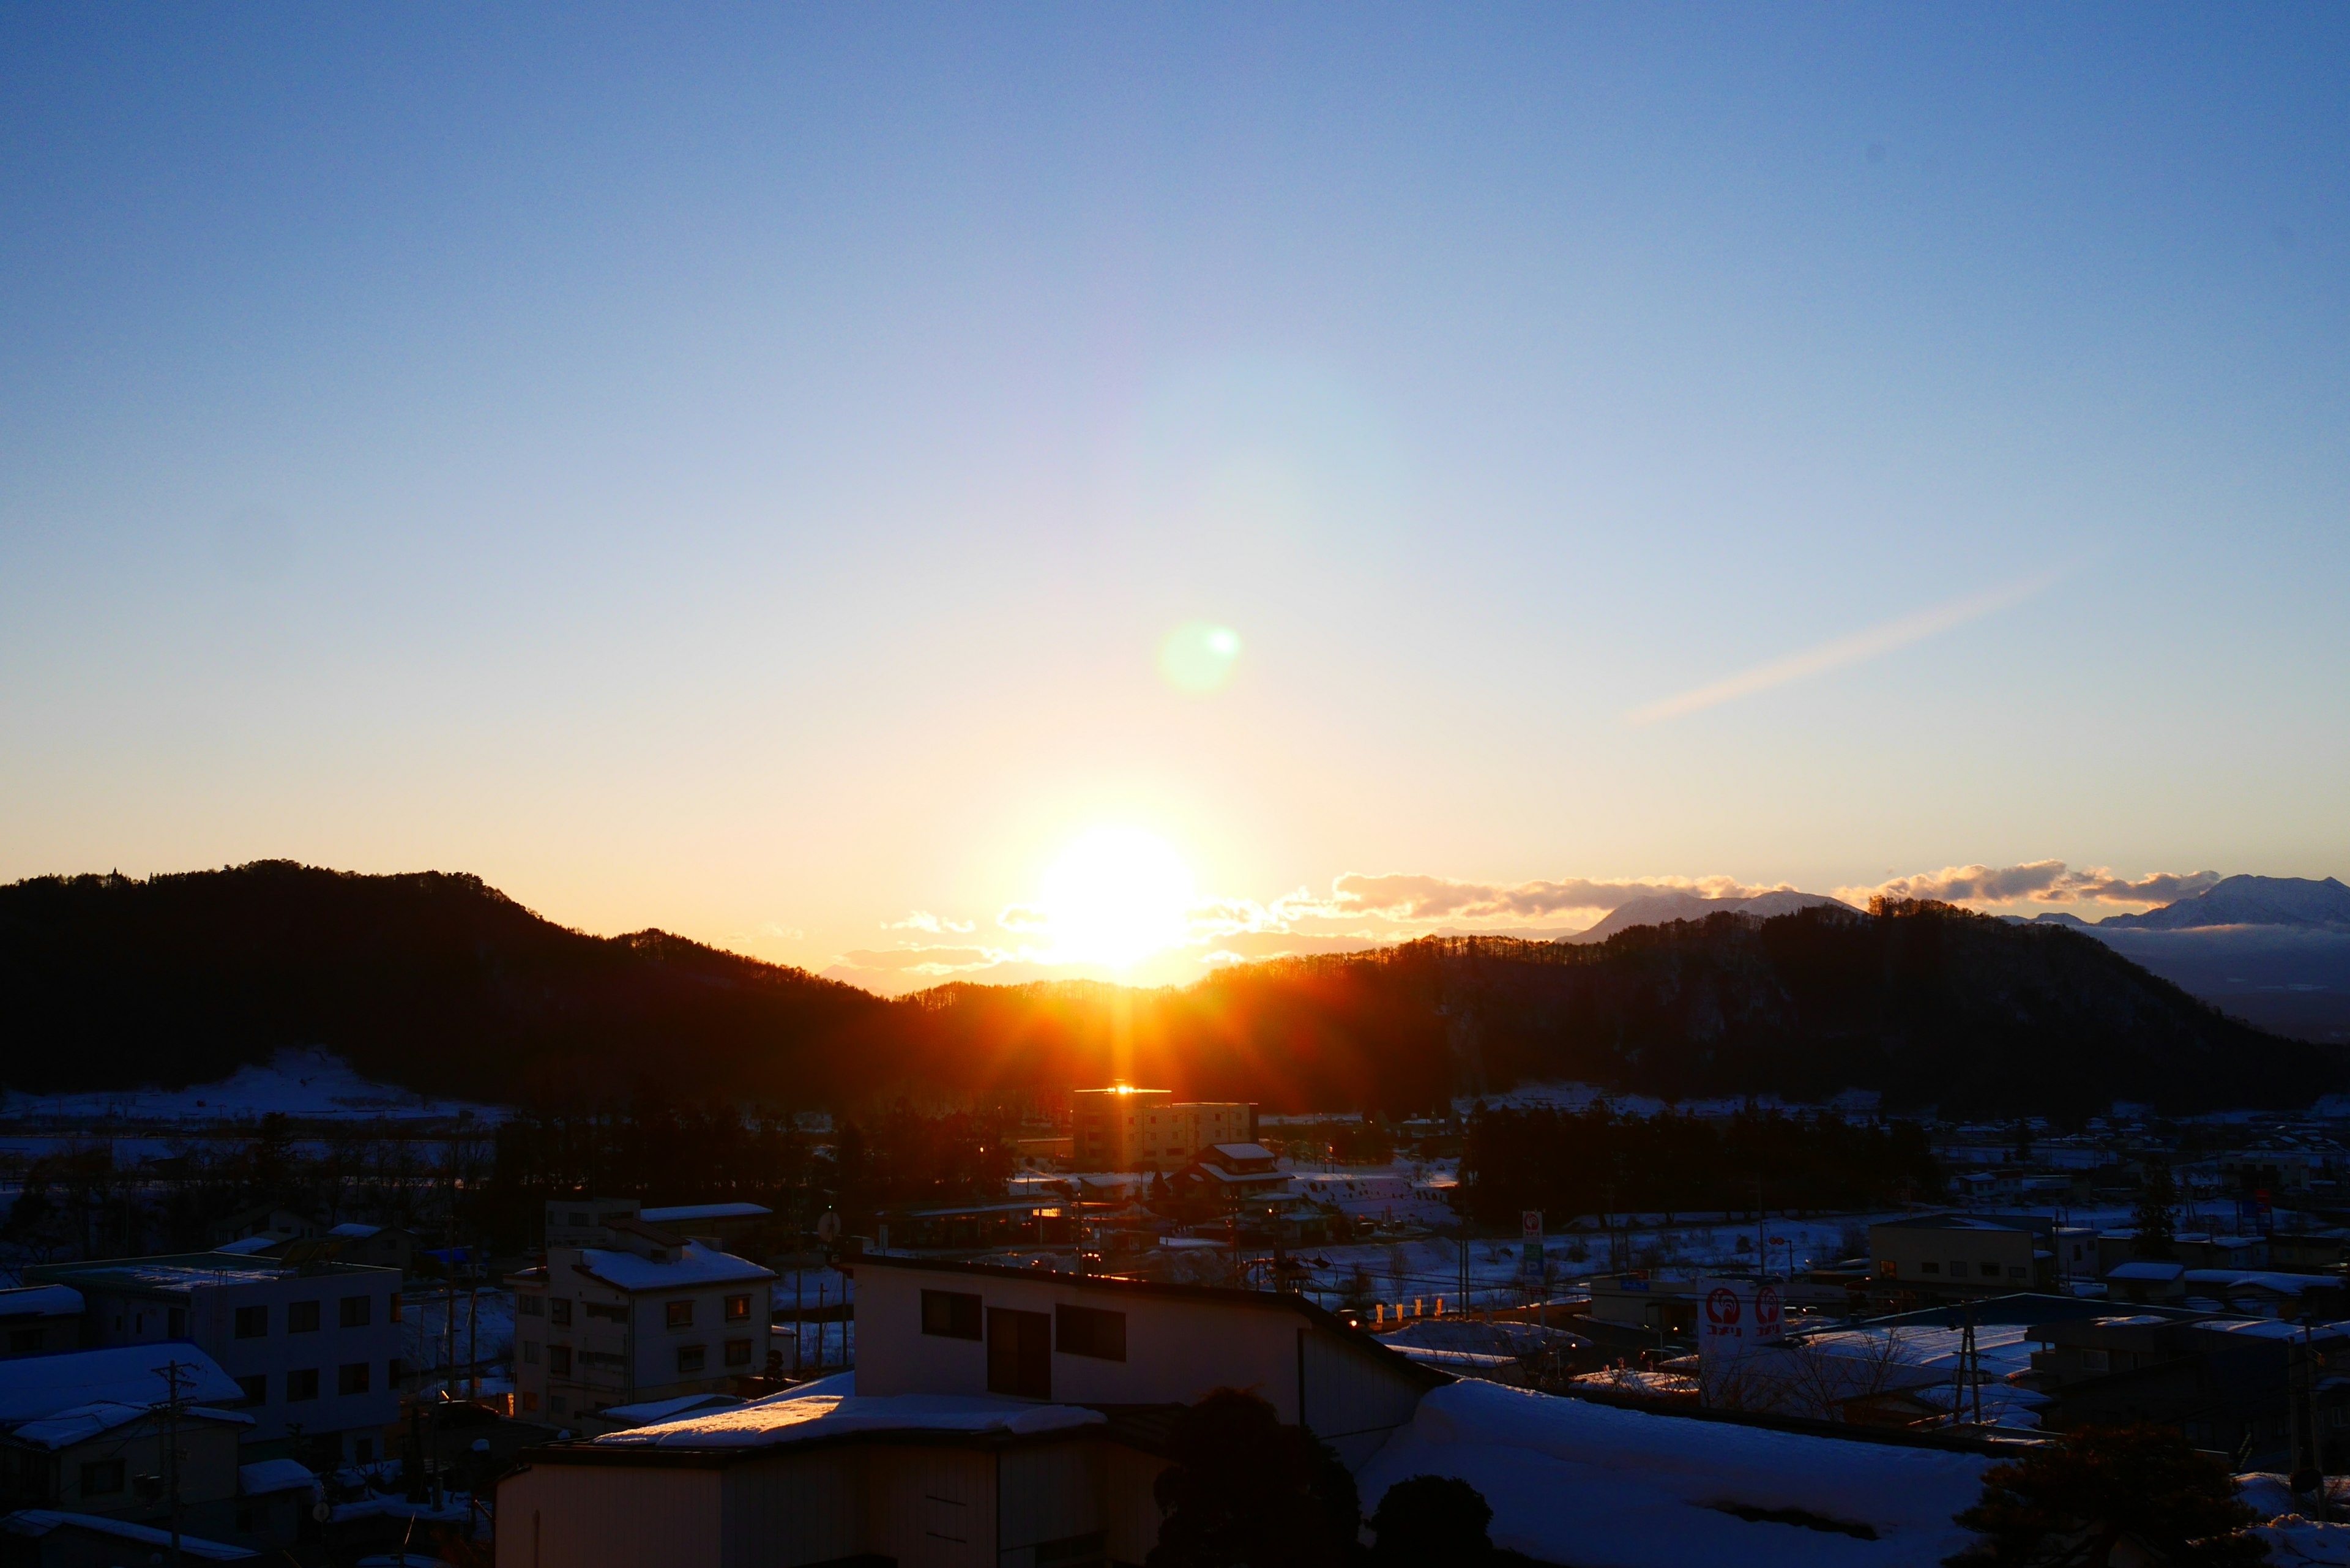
[0,862,889,1104]
[1,866,2335,1120]
[2099,874,2350,931]
[1564,888,1855,944]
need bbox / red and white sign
[1704,1288,1741,1330]
[1521,1211,1543,1242]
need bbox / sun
[1038,827,1196,969]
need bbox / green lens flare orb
[1157,622,1242,694]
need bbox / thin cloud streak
[1625,567,2069,725]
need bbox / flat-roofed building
[1867,1214,2056,1299]
[1071,1089,1253,1173]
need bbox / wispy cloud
[885,910,975,934]
[1835,860,2220,908]
[1625,567,2068,725]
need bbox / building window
[341,1296,371,1329]
[2009,1266,2027,1279]
[665,1301,694,1329]
[922,1290,983,1341]
[7,1329,39,1353]
[338,1363,370,1395]
[1055,1305,1127,1362]
[287,1368,320,1402]
[235,1373,267,1408]
[354,1438,374,1465]
[724,1338,753,1367]
[518,1295,543,1317]
[1877,1261,1897,1278]
[523,1342,540,1365]
[289,1301,321,1334]
[234,1305,268,1339]
[79,1460,125,1496]
[548,1345,571,1376]
[569,1212,589,1226]
[1979,1262,2000,1279]
[389,1295,403,1323]
[1920,1262,1941,1274]
[677,1344,706,1373]
[168,1307,185,1338]
[550,1299,572,1327]
[724,1294,752,1323]
[548,1395,567,1416]
[1949,1262,1968,1277]
[521,1391,539,1413]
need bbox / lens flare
[1038,827,1195,968]
[1157,622,1242,694]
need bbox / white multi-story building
[511,1217,776,1425]
[26,1252,403,1466]
[1071,1088,1254,1173]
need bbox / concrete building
[511,1219,777,1425]
[494,1253,1442,1568]
[1071,1089,1253,1174]
[26,1254,402,1466]
[1867,1213,2059,1298]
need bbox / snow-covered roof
[2185,1271,2342,1293]
[1356,1380,1994,1568]
[0,1286,80,1319]
[0,1510,256,1559]
[214,1235,282,1255]
[597,1392,747,1427]
[2106,1261,2185,1282]
[1207,1143,1277,1162]
[50,1258,293,1290]
[0,1345,243,1424]
[1181,1165,1293,1186]
[239,1458,318,1496]
[572,1241,775,1293]
[12,1399,250,1449]
[640,1203,772,1225]
[328,1223,384,1239]
[590,1373,1105,1451]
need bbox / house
[510,1220,777,1425]
[1071,1089,1254,1174]
[207,1209,322,1250]
[2094,1230,2267,1276]
[0,1290,83,1361]
[0,1345,283,1550]
[25,1253,403,1469]
[319,1223,419,1277]
[494,1253,1442,1568]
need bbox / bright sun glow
[1038,827,1196,968]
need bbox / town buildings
[24,1253,402,1466]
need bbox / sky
[2,5,2345,993]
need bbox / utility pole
[152,1359,190,1566]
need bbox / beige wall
[1870,1223,2037,1290]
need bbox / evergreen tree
[2132,1160,2179,1261]
[1148,1389,1361,1568]
[1947,1423,2259,1566]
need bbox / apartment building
[511,1217,776,1425]
[27,1252,403,1466]
[1867,1214,2059,1299]
[1071,1088,1253,1174]
[0,1287,83,1360]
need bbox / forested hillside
[2,864,2334,1120]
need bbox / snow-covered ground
[403,1287,516,1378]
[0,1050,507,1126]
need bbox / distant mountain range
[1,862,2337,1118]
[2023,875,2350,931]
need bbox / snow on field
[0,1050,506,1125]
[403,1288,516,1376]
[1357,1379,1991,1568]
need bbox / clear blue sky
[2,6,2344,990]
